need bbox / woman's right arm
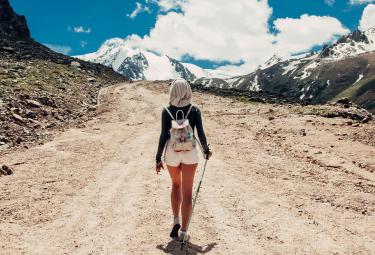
[156,110,169,164]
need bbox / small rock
[12,113,24,122]
[346,121,353,126]
[0,135,7,142]
[1,165,14,176]
[87,77,96,82]
[15,137,22,144]
[70,61,81,67]
[337,98,350,105]
[88,105,96,111]
[268,116,275,121]
[1,46,14,52]
[38,97,55,107]
[26,99,43,108]
[54,114,65,121]
[26,109,37,119]
[45,123,56,129]
[362,115,372,124]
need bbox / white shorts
[164,140,199,167]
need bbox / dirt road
[1,81,374,254]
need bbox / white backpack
[165,105,196,152]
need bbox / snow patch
[141,51,179,80]
[249,75,261,91]
[282,60,301,76]
[297,61,320,80]
[182,63,209,79]
[354,74,364,84]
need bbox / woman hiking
[155,79,212,243]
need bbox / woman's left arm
[195,108,208,152]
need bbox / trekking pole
[181,158,209,251]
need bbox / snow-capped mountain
[320,28,375,60]
[76,38,240,81]
[76,38,242,81]
[76,38,196,81]
[194,27,375,113]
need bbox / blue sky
[9,0,375,70]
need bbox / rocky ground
[192,83,373,124]
[0,39,126,154]
[0,81,374,254]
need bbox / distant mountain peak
[76,41,197,81]
[319,27,375,59]
[0,0,30,39]
[258,54,284,70]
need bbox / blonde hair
[169,79,192,107]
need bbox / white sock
[173,217,180,225]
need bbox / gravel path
[1,81,374,254]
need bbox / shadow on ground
[156,240,217,254]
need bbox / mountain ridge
[76,39,199,81]
[0,0,30,39]
[193,28,375,113]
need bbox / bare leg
[167,165,182,220]
[180,163,198,231]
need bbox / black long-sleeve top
[156,104,208,163]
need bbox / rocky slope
[0,0,126,152]
[0,0,30,39]
[195,28,375,113]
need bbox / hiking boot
[170,223,181,239]
[179,230,190,242]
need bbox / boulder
[70,61,81,67]
[336,98,350,105]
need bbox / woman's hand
[204,147,212,160]
[155,161,164,174]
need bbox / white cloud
[44,44,72,55]
[127,2,151,19]
[69,26,91,33]
[325,0,335,6]
[118,0,349,74]
[146,0,185,12]
[350,0,375,5]
[126,0,274,68]
[359,4,375,30]
[273,14,349,54]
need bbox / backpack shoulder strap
[186,104,194,119]
[164,106,175,120]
